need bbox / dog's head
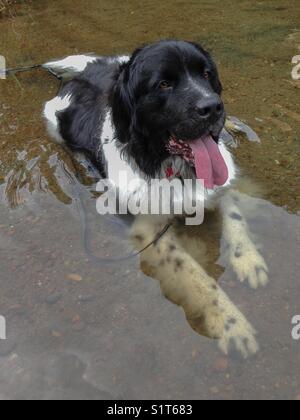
[111,40,226,179]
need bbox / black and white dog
[43,40,268,358]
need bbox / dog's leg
[131,216,224,339]
[220,191,269,289]
[130,216,259,357]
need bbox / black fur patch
[230,212,243,221]
[235,249,243,258]
[134,234,144,242]
[169,244,177,252]
[175,258,184,269]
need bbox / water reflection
[0,170,299,399]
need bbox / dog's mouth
[166,134,229,189]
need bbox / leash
[0,64,42,77]
[0,63,64,93]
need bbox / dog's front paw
[230,243,269,289]
[218,290,259,359]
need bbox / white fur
[101,111,150,208]
[109,55,130,65]
[218,142,237,187]
[44,55,98,75]
[101,111,136,183]
[43,95,72,144]
[43,55,130,79]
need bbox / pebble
[52,330,63,338]
[72,315,86,332]
[72,322,86,332]
[72,315,81,323]
[45,293,62,305]
[67,273,82,282]
[210,386,219,395]
[7,305,27,317]
[78,295,94,303]
[213,357,229,373]
[191,350,199,359]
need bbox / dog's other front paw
[230,243,269,289]
[217,289,259,359]
[218,314,259,359]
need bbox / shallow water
[0,0,300,400]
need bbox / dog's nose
[195,95,224,119]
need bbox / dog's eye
[159,81,172,91]
[203,71,212,80]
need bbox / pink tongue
[190,135,229,189]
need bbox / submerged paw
[231,246,269,289]
[218,315,259,359]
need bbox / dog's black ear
[111,62,135,143]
